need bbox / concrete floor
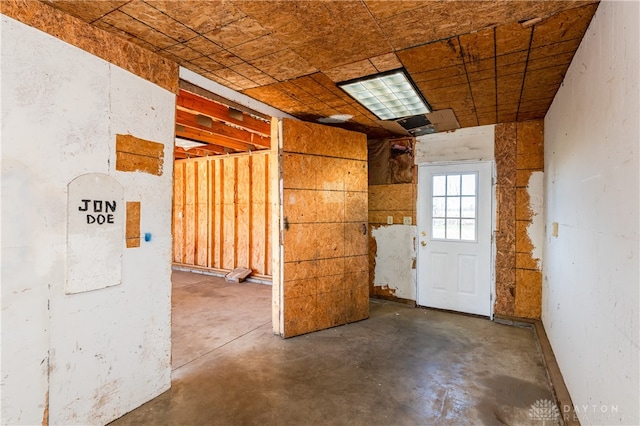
[111,271,557,426]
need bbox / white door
[417,162,493,316]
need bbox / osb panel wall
[514,121,544,318]
[173,153,272,277]
[1,0,179,93]
[368,184,416,226]
[281,120,368,338]
[494,120,544,318]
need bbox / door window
[431,173,477,241]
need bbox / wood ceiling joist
[175,109,270,148]
[174,145,228,160]
[177,90,271,137]
[176,126,258,152]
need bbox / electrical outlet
[387,216,394,224]
[403,216,412,225]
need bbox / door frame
[416,160,497,319]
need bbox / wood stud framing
[172,153,272,277]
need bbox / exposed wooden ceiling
[43,0,599,142]
[175,87,270,158]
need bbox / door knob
[420,241,427,246]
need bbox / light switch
[552,222,559,237]
[387,216,394,224]
[403,216,412,225]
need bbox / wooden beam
[178,90,271,137]
[174,145,228,159]
[176,126,260,152]
[176,109,270,148]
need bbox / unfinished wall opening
[170,82,274,368]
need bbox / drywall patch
[66,173,123,294]
[527,171,544,267]
[371,224,417,301]
[126,201,141,248]
[115,134,165,176]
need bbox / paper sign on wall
[66,173,124,294]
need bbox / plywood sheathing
[514,120,544,318]
[494,123,517,316]
[4,0,178,93]
[368,184,416,226]
[281,120,368,338]
[494,120,544,319]
[39,0,597,139]
[172,153,272,277]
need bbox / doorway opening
[170,82,274,369]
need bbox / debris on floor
[225,267,252,283]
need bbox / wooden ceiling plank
[178,90,270,136]
[250,49,317,82]
[190,56,224,73]
[176,109,270,148]
[412,65,467,84]
[497,62,527,78]
[522,65,568,91]
[176,127,257,152]
[98,9,177,49]
[184,36,223,57]
[162,43,202,62]
[203,16,269,49]
[495,21,533,56]
[417,74,469,91]
[467,68,495,82]
[228,34,286,61]
[369,53,402,73]
[459,27,495,62]
[529,38,582,61]
[324,59,378,83]
[93,19,161,52]
[174,145,227,158]
[40,0,129,23]
[497,51,529,67]
[398,38,464,73]
[147,0,246,34]
[119,0,198,43]
[470,79,496,109]
[531,3,599,48]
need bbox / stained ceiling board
[42,0,599,140]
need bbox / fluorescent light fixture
[338,69,431,120]
[175,137,208,150]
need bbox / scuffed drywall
[527,171,544,267]
[543,1,639,424]
[1,16,174,425]
[371,225,416,301]
[415,125,494,163]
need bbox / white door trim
[416,160,496,318]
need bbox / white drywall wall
[371,225,416,300]
[1,16,174,425]
[414,124,494,164]
[543,2,639,424]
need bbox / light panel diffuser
[338,70,431,120]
